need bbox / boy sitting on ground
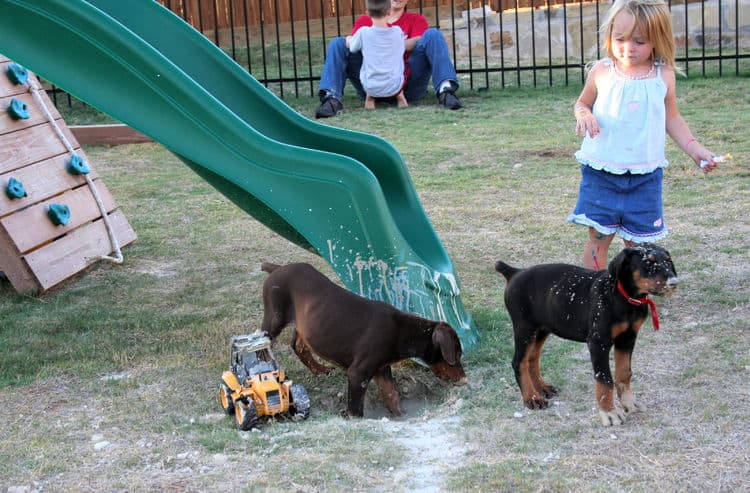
[346,0,408,110]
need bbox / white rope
[25,77,123,264]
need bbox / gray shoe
[315,96,344,118]
[438,89,462,110]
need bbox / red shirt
[352,12,429,39]
[353,12,428,80]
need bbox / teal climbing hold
[67,154,90,175]
[6,63,28,85]
[8,98,29,120]
[6,177,27,199]
[47,203,70,226]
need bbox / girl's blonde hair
[600,0,679,71]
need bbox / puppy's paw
[620,393,646,414]
[389,407,404,418]
[524,396,549,410]
[541,384,558,398]
[598,408,626,426]
[343,409,364,419]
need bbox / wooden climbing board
[0,55,136,293]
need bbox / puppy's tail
[494,260,521,281]
[261,262,282,274]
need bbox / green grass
[1,77,748,491]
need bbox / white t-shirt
[348,25,405,97]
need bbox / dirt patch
[517,147,577,160]
[288,358,454,420]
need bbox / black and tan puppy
[495,244,677,426]
[260,262,467,417]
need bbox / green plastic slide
[0,0,478,347]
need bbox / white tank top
[575,58,668,175]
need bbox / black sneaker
[315,96,344,119]
[437,89,462,110]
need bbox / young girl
[569,0,718,269]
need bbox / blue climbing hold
[47,204,71,226]
[6,64,28,85]
[8,98,29,120]
[6,177,27,199]
[67,154,90,175]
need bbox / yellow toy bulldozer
[219,332,311,430]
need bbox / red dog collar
[616,281,660,330]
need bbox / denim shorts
[567,165,668,242]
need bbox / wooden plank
[0,222,38,292]
[24,209,136,291]
[0,58,137,294]
[0,154,98,217]
[70,124,152,146]
[1,179,117,253]
[0,92,62,134]
[0,122,80,174]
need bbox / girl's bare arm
[574,62,602,138]
[663,66,717,172]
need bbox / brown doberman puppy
[495,244,677,426]
[260,262,467,417]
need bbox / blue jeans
[318,28,459,102]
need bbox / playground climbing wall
[0,55,136,293]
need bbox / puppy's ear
[432,323,460,366]
[658,247,678,277]
[608,248,632,288]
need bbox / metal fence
[52,0,749,105]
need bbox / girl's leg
[584,227,615,270]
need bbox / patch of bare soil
[297,364,468,491]
[303,364,450,419]
[385,413,465,492]
[517,147,577,160]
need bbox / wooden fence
[158,0,609,28]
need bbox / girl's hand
[688,141,718,173]
[575,111,600,138]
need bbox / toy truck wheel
[290,384,311,420]
[219,383,234,415]
[235,400,259,430]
